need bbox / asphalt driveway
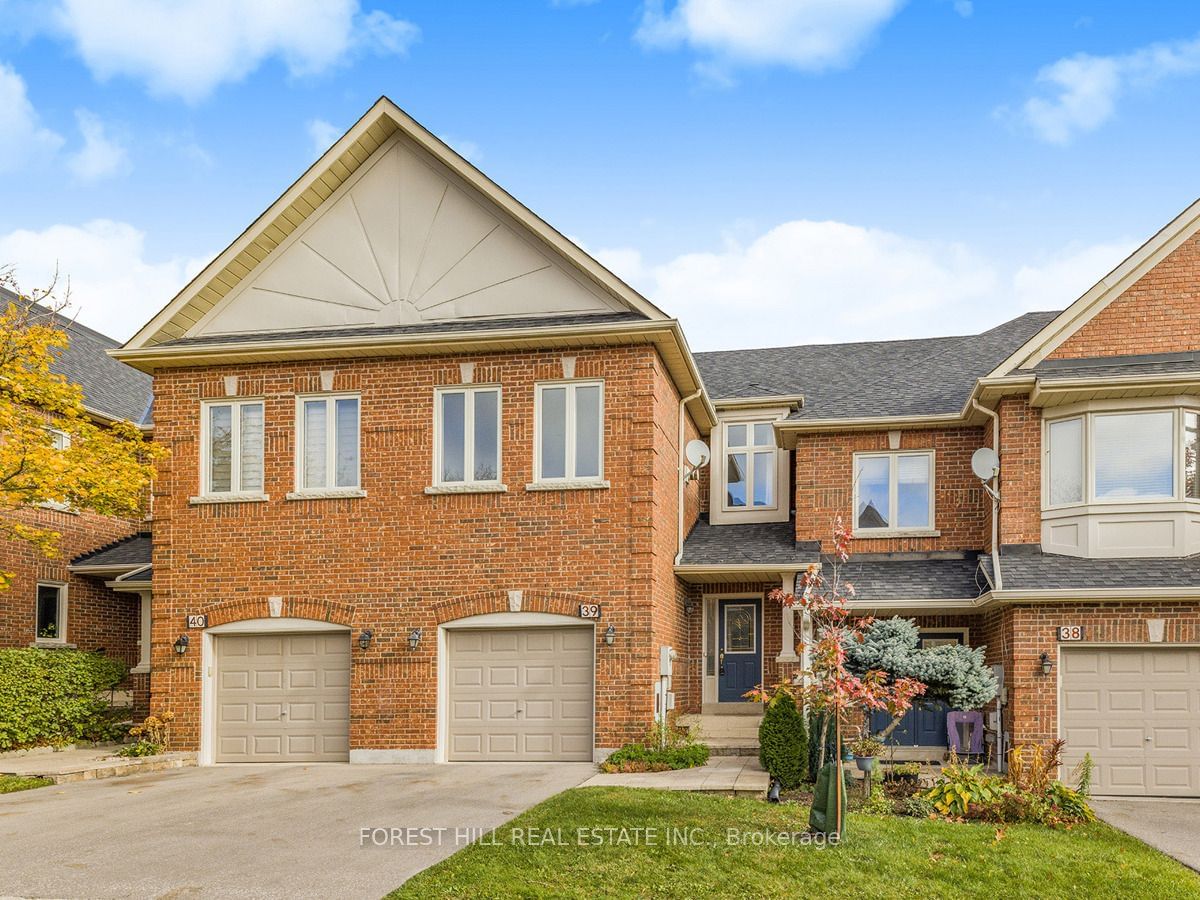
[1092,798,1200,872]
[0,762,593,899]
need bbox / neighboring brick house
[112,98,1200,797]
[0,291,154,711]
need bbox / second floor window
[298,395,360,491]
[202,399,264,495]
[535,381,603,482]
[854,451,933,532]
[725,422,776,509]
[436,386,501,485]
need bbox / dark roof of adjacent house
[987,545,1200,591]
[155,310,650,347]
[1,289,153,425]
[838,553,988,603]
[693,311,1060,419]
[1023,349,1200,381]
[71,532,152,569]
[678,516,819,567]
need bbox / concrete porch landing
[583,756,769,797]
[678,712,762,756]
[0,746,197,783]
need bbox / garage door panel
[447,625,593,762]
[215,631,350,763]
[1061,647,1200,797]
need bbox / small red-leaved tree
[752,519,926,776]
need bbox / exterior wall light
[408,627,422,652]
[173,634,189,655]
[1039,652,1052,676]
[605,624,616,646]
[358,629,374,651]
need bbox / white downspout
[970,398,1002,591]
[675,388,704,565]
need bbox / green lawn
[390,787,1200,900]
[0,775,51,794]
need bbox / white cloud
[593,220,1135,350]
[1019,34,1200,144]
[307,118,341,157]
[635,0,905,77]
[440,135,482,163]
[953,0,972,17]
[67,109,130,181]
[0,62,64,172]
[45,1,420,102]
[0,220,209,340]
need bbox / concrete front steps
[678,711,762,757]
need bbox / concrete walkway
[0,761,593,899]
[583,755,768,797]
[1092,798,1200,873]
[0,745,196,783]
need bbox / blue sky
[1,1,1198,349]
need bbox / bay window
[854,451,934,532]
[1045,408,1200,506]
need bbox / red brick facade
[1049,230,1200,359]
[794,426,989,553]
[150,343,698,755]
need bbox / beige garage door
[215,631,351,763]
[447,626,593,762]
[1061,647,1200,797]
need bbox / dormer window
[725,422,775,509]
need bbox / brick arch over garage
[433,589,590,624]
[198,597,355,628]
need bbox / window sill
[36,502,79,515]
[526,479,611,492]
[424,484,509,495]
[30,640,75,649]
[852,528,941,539]
[130,664,151,675]
[190,493,269,506]
[285,489,367,501]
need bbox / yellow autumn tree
[0,270,166,586]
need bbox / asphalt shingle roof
[71,532,152,569]
[156,311,649,347]
[694,311,1060,419]
[838,553,988,602]
[988,545,1200,591]
[2,289,153,424]
[679,516,819,567]
[1024,350,1200,381]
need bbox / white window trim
[530,379,607,487]
[35,581,67,644]
[431,385,505,490]
[197,398,267,501]
[293,393,362,496]
[1043,403,1198,509]
[38,427,74,512]
[709,408,791,525]
[851,450,939,537]
[720,420,780,514]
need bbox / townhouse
[104,98,1199,796]
[0,291,154,711]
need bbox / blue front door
[718,599,762,702]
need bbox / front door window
[717,599,762,702]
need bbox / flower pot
[855,755,876,773]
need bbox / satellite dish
[685,439,711,468]
[971,447,1000,481]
